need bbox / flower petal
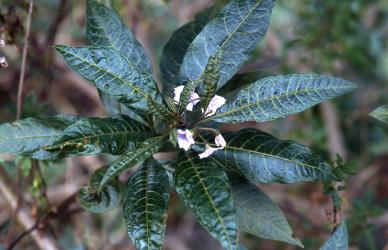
[205,95,226,117]
[186,92,200,111]
[177,129,195,151]
[198,146,221,159]
[173,85,185,103]
[215,134,226,148]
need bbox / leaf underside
[123,160,170,250]
[196,129,336,184]
[175,152,237,250]
[231,178,303,247]
[209,74,357,123]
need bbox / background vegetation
[0,0,387,249]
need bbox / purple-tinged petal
[186,92,200,111]
[173,85,185,103]
[205,95,226,117]
[198,146,222,159]
[215,134,226,148]
[177,129,195,151]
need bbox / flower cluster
[0,39,8,68]
[173,85,227,158]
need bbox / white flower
[215,134,226,148]
[0,57,8,68]
[0,39,5,48]
[173,85,200,111]
[186,92,200,111]
[199,146,222,159]
[177,129,195,151]
[203,95,226,117]
[173,85,184,103]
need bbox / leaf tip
[294,237,305,248]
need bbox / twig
[8,221,40,250]
[320,102,348,159]
[45,0,69,47]
[16,0,34,120]
[0,168,60,250]
[8,1,34,243]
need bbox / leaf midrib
[186,155,235,250]
[53,130,151,146]
[219,0,264,48]
[56,46,147,98]
[235,198,300,245]
[88,3,118,49]
[196,141,333,176]
[202,85,354,122]
[144,164,151,248]
[0,133,62,141]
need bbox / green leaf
[231,178,303,247]
[206,74,357,123]
[179,80,198,112]
[98,91,122,116]
[201,51,222,109]
[55,45,156,109]
[99,135,167,191]
[180,0,276,89]
[86,0,152,74]
[370,105,388,123]
[164,96,178,114]
[160,7,214,94]
[0,115,77,160]
[45,115,153,157]
[196,129,336,183]
[123,160,170,250]
[320,221,348,250]
[175,152,237,250]
[147,96,177,125]
[78,166,121,213]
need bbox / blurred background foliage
[0,0,387,249]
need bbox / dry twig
[16,0,34,120]
[0,168,59,250]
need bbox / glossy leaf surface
[231,179,303,247]
[160,8,213,94]
[86,0,152,74]
[123,160,170,250]
[207,74,357,123]
[197,129,336,183]
[99,135,167,190]
[78,166,121,213]
[0,115,77,159]
[175,152,237,250]
[55,46,156,109]
[180,0,276,89]
[45,115,152,156]
[147,97,177,124]
[320,221,348,250]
